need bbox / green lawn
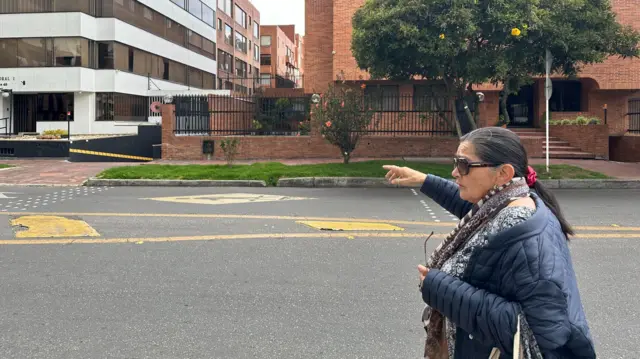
[0,164,12,169]
[96,161,609,186]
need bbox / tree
[311,83,375,164]
[351,0,640,132]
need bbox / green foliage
[351,0,640,131]
[311,83,375,164]
[219,138,240,166]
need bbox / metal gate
[629,98,640,134]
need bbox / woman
[383,127,595,359]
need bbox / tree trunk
[500,83,511,125]
[343,152,350,164]
[461,98,477,131]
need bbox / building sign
[0,76,26,90]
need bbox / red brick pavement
[0,158,638,186]
[0,160,138,186]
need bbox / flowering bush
[311,84,375,164]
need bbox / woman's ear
[498,164,516,184]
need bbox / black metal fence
[172,93,457,136]
[629,98,640,134]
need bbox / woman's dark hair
[461,127,574,238]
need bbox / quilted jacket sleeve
[422,267,572,354]
[419,174,473,219]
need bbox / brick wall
[549,125,610,159]
[304,0,333,93]
[609,135,640,162]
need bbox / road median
[83,176,640,189]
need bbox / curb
[79,177,640,189]
[83,178,267,187]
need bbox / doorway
[13,93,73,134]
[505,85,534,127]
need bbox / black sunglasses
[453,157,498,176]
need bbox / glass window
[0,0,51,13]
[54,38,88,67]
[260,54,271,66]
[260,35,271,46]
[234,5,246,28]
[235,58,247,77]
[253,21,259,38]
[189,68,203,88]
[98,42,115,69]
[36,93,74,122]
[550,81,582,112]
[202,4,215,27]
[364,86,400,111]
[254,44,259,61]
[0,39,17,67]
[166,19,186,46]
[188,0,202,19]
[113,42,130,71]
[224,24,233,45]
[96,93,148,122]
[170,0,186,8]
[235,32,247,53]
[203,38,215,56]
[218,18,222,30]
[220,0,232,15]
[17,38,49,67]
[55,0,92,14]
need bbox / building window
[254,44,260,61]
[260,35,271,46]
[549,80,582,112]
[234,4,247,28]
[202,4,215,27]
[17,38,50,67]
[218,18,223,30]
[188,0,202,19]
[36,93,74,122]
[235,58,247,77]
[54,38,89,67]
[170,0,185,8]
[253,21,259,38]
[225,24,233,45]
[96,92,148,122]
[260,54,271,66]
[235,32,247,53]
[259,74,271,86]
[218,49,233,72]
[98,42,114,69]
[220,0,232,15]
[413,84,448,111]
[365,85,399,111]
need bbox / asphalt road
[0,186,639,358]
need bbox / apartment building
[305,0,640,134]
[215,0,260,94]
[0,0,220,135]
[259,25,303,89]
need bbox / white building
[0,0,219,135]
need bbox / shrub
[219,138,240,166]
[311,83,375,164]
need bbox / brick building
[216,0,261,94]
[304,0,640,136]
[259,25,303,88]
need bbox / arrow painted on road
[142,193,314,205]
[0,192,19,199]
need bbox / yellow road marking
[69,148,152,161]
[0,212,458,227]
[11,215,100,238]
[297,221,404,231]
[144,193,313,205]
[0,231,636,245]
[0,232,442,245]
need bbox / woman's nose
[452,166,459,178]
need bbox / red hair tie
[526,166,537,187]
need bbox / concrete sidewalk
[1,157,639,186]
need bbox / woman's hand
[418,265,429,282]
[383,165,428,187]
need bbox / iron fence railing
[628,98,640,134]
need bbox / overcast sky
[250,0,305,35]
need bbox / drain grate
[0,148,15,156]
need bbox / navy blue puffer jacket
[420,175,596,358]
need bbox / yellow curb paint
[69,149,152,161]
[0,232,442,245]
[11,215,100,239]
[297,221,404,231]
[144,193,314,205]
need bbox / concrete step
[544,151,596,159]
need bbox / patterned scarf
[422,178,532,359]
